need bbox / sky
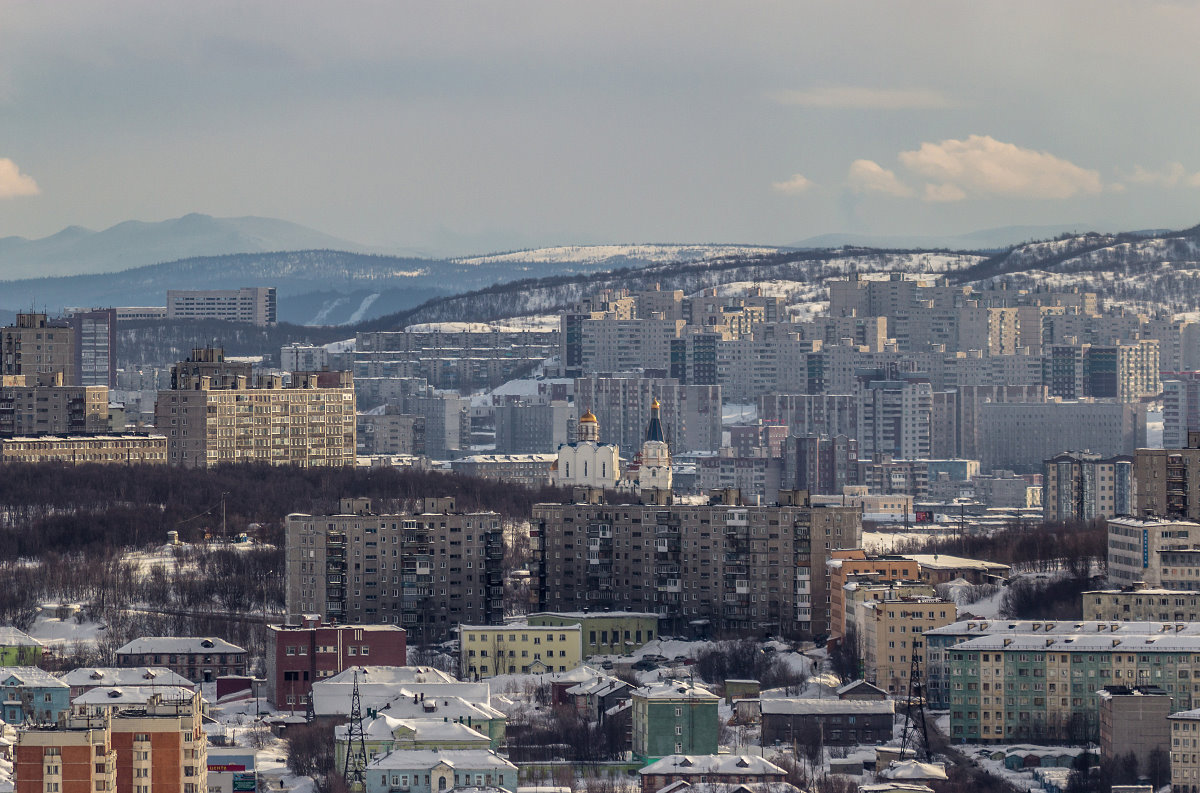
[2,1,1200,255]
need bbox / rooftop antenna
[344,670,368,789]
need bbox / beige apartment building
[858,596,956,694]
[1043,451,1134,522]
[530,489,861,639]
[285,497,505,643]
[1108,515,1200,586]
[0,434,168,465]
[0,372,109,437]
[1,313,77,385]
[1171,708,1200,793]
[1085,584,1200,622]
[154,348,355,467]
[1135,432,1200,521]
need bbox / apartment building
[1043,451,1134,522]
[15,715,116,793]
[2,313,77,385]
[459,623,583,678]
[154,348,355,468]
[356,327,559,391]
[17,690,206,793]
[526,611,659,657]
[530,490,862,639]
[827,551,921,638]
[280,343,329,372]
[265,620,407,710]
[493,401,574,454]
[0,435,168,465]
[1108,516,1200,586]
[357,407,425,456]
[856,374,933,460]
[1163,376,1200,451]
[761,699,895,747]
[977,399,1146,472]
[114,638,247,684]
[631,680,719,762]
[858,597,956,694]
[574,372,722,453]
[1170,708,1200,793]
[947,626,1200,743]
[68,309,117,388]
[780,434,859,496]
[449,454,556,487]
[0,373,109,437]
[284,497,504,642]
[1135,433,1200,520]
[1085,585,1200,621]
[166,287,276,326]
[1098,686,1171,771]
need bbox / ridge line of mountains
[1,214,1199,330]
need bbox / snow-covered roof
[365,749,516,772]
[529,610,659,620]
[926,619,1200,638]
[321,666,457,686]
[547,665,604,684]
[952,632,1200,652]
[73,685,196,706]
[835,679,887,697]
[115,637,245,654]
[0,667,67,688]
[313,685,502,721]
[901,554,1009,571]
[564,678,628,698]
[0,627,42,647]
[879,761,949,781]
[633,680,718,701]
[58,667,195,689]
[656,783,802,793]
[858,785,935,793]
[760,698,894,716]
[334,714,490,743]
[639,755,786,776]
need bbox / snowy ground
[26,606,108,650]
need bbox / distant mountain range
[0,214,381,279]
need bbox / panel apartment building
[1135,432,1200,521]
[2,313,77,385]
[530,489,862,639]
[166,287,276,326]
[285,498,504,643]
[154,348,355,467]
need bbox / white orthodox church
[619,398,673,492]
[551,409,620,488]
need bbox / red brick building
[265,619,406,710]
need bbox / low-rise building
[631,681,719,762]
[638,755,787,793]
[526,612,659,657]
[760,698,894,746]
[114,637,247,683]
[334,714,491,770]
[948,627,1200,743]
[459,623,582,678]
[1085,584,1200,621]
[0,627,42,666]
[901,553,1011,586]
[266,620,407,710]
[449,454,556,487]
[0,667,70,724]
[58,667,195,699]
[0,434,168,464]
[362,749,517,793]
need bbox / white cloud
[897,134,1102,200]
[1123,162,1200,188]
[923,182,967,202]
[847,159,912,197]
[0,158,38,198]
[772,173,814,195]
[773,86,951,109]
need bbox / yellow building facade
[459,623,582,678]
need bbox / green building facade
[527,612,659,657]
[631,680,719,762]
[0,628,42,666]
[948,631,1200,744]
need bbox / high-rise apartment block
[1043,451,1134,522]
[0,373,109,437]
[2,313,77,386]
[356,327,559,392]
[284,498,504,642]
[574,372,722,453]
[166,287,276,326]
[530,489,861,639]
[68,309,117,388]
[1163,375,1200,450]
[154,348,355,467]
[1134,432,1200,520]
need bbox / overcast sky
[2,1,1199,254]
